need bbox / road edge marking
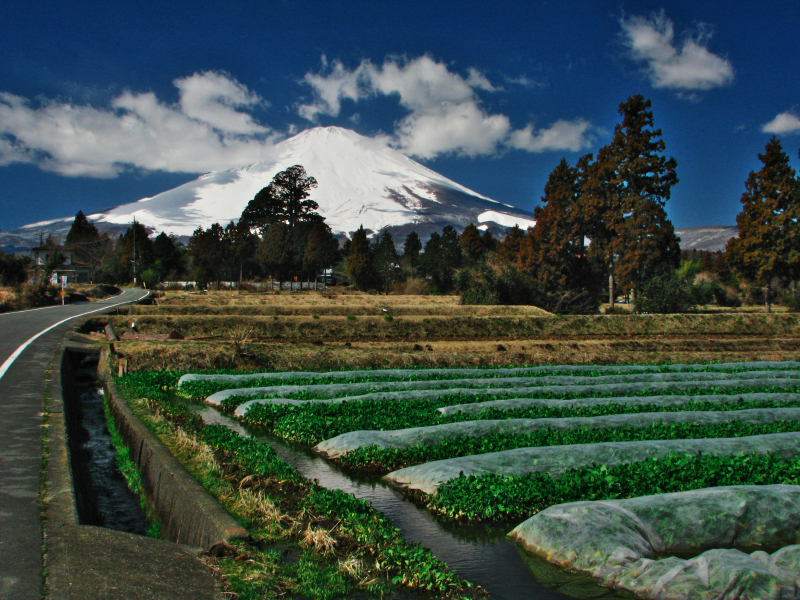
[0,291,149,382]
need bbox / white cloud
[620,11,734,91]
[0,72,279,178]
[299,55,595,158]
[508,119,595,153]
[762,112,800,135]
[175,71,268,134]
[396,102,510,159]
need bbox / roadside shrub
[0,253,29,286]
[140,268,160,289]
[457,260,540,306]
[782,289,800,312]
[21,283,60,308]
[638,268,695,314]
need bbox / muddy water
[191,404,573,600]
[68,354,148,534]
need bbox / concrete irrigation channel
[187,401,570,600]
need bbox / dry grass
[108,291,800,372]
[299,524,338,555]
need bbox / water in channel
[68,354,148,534]
[190,403,573,600]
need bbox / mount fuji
[10,126,537,244]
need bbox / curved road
[0,288,149,599]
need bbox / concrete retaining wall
[96,349,248,549]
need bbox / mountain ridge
[11,126,537,243]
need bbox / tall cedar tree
[119,221,154,283]
[459,224,485,263]
[240,165,323,233]
[257,223,292,283]
[347,226,377,290]
[65,210,100,249]
[403,231,422,276]
[65,210,106,277]
[421,226,462,292]
[188,223,229,287]
[497,225,526,263]
[152,232,184,279]
[726,137,800,313]
[583,95,679,306]
[372,230,400,293]
[518,158,591,292]
[223,221,259,285]
[303,222,340,283]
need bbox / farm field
[108,291,800,599]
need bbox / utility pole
[132,216,137,287]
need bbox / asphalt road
[0,289,149,599]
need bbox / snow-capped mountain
[12,126,537,243]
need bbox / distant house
[31,245,92,284]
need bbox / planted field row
[204,369,800,404]
[398,433,800,510]
[428,455,800,522]
[110,312,800,342]
[179,360,800,398]
[229,380,800,418]
[316,408,800,472]
[234,391,800,445]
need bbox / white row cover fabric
[509,485,800,600]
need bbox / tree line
[7,93,798,315]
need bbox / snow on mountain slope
[21,126,536,239]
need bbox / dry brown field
[98,290,800,372]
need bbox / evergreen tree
[347,225,377,290]
[459,223,485,263]
[518,158,590,292]
[420,226,462,293]
[497,225,526,263]
[403,231,422,276]
[65,210,100,247]
[303,222,340,285]
[119,221,154,283]
[240,165,323,233]
[223,221,259,286]
[583,95,679,307]
[152,232,185,280]
[726,137,800,313]
[257,223,292,285]
[372,230,400,294]
[65,210,102,274]
[187,223,226,288]
[480,229,498,254]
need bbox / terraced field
[178,359,800,599]
[178,361,800,514]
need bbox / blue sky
[1,0,798,232]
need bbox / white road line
[0,290,124,317]
[0,291,149,382]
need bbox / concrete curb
[44,337,238,599]
[99,350,249,549]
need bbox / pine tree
[518,158,588,292]
[303,222,340,286]
[240,165,323,233]
[152,232,185,279]
[403,231,422,276]
[65,210,101,268]
[583,95,679,307]
[727,137,799,313]
[347,226,377,290]
[371,230,400,294]
[459,223,485,263]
